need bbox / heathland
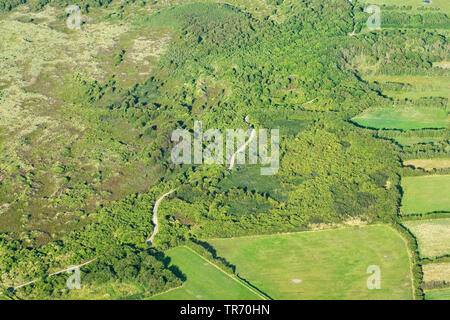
[0,0,448,300]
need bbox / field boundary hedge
[185,240,273,299]
[182,245,269,300]
[391,222,424,300]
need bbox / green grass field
[425,288,450,300]
[352,106,449,130]
[403,159,450,171]
[394,135,446,146]
[385,89,449,101]
[423,262,450,284]
[208,225,413,300]
[377,129,448,147]
[364,75,450,100]
[150,247,263,300]
[360,0,450,14]
[402,218,450,258]
[400,175,450,215]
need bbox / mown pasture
[208,225,413,300]
[360,0,450,14]
[425,288,450,300]
[150,247,263,300]
[400,175,450,215]
[377,130,448,147]
[402,218,450,258]
[423,262,450,284]
[395,135,446,146]
[351,106,448,130]
[403,159,450,171]
[363,74,450,100]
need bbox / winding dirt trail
[8,258,97,292]
[228,115,256,170]
[6,116,255,294]
[146,189,175,245]
[8,189,173,292]
[9,188,176,291]
[148,115,254,244]
[228,128,256,170]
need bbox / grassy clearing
[394,135,446,146]
[132,2,242,30]
[150,247,262,300]
[400,175,450,214]
[425,287,450,300]
[385,89,449,101]
[360,0,450,14]
[208,225,413,300]
[423,262,450,284]
[114,28,172,87]
[363,74,450,100]
[352,106,449,130]
[218,166,289,202]
[377,129,449,146]
[135,0,279,22]
[434,61,450,69]
[403,158,450,171]
[266,119,312,137]
[402,218,450,258]
[59,281,147,300]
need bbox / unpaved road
[228,129,256,170]
[146,189,175,245]
[8,188,176,292]
[8,258,97,292]
[7,116,255,293]
[228,115,256,170]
